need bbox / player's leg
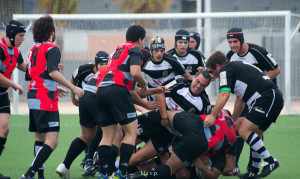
[0,102,10,179]
[34,133,45,179]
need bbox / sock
[63,137,87,169]
[87,128,102,160]
[25,144,53,177]
[84,147,89,158]
[235,133,244,167]
[107,145,119,174]
[0,137,7,156]
[34,141,45,179]
[119,143,135,175]
[246,132,274,164]
[98,145,112,176]
[250,151,261,173]
[146,164,171,179]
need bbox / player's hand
[12,84,24,95]
[156,86,170,94]
[57,86,69,98]
[73,86,84,98]
[204,114,216,127]
[197,66,205,72]
[71,97,79,106]
[58,64,64,70]
[146,101,160,112]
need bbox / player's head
[150,37,165,63]
[95,51,109,70]
[141,45,151,69]
[175,29,190,54]
[5,20,26,47]
[190,70,211,96]
[206,51,228,77]
[227,27,244,51]
[32,15,56,43]
[126,24,146,48]
[189,32,201,50]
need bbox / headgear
[189,32,201,49]
[227,27,244,46]
[95,51,109,65]
[150,37,165,52]
[175,29,190,44]
[6,20,26,46]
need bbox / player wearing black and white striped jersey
[205,51,283,179]
[167,29,206,79]
[70,51,109,106]
[142,36,192,89]
[127,70,211,175]
[226,27,281,177]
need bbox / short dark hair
[126,24,146,42]
[206,51,227,70]
[32,15,55,43]
[195,70,211,86]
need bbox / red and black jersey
[200,109,236,156]
[27,40,60,111]
[0,38,24,94]
[85,65,108,93]
[96,41,142,91]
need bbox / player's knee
[0,125,10,137]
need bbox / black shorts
[172,111,208,166]
[97,85,137,127]
[79,91,98,128]
[246,88,284,131]
[137,111,177,154]
[0,93,10,114]
[29,109,60,132]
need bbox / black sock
[108,145,119,174]
[25,144,53,177]
[119,143,135,175]
[98,145,112,176]
[63,137,87,169]
[87,128,102,160]
[34,141,45,179]
[235,133,244,166]
[147,164,171,179]
[0,137,7,156]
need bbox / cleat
[233,165,241,175]
[80,156,88,168]
[56,163,70,179]
[0,174,10,179]
[238,169,260,179]
[83,159,93,170]
[82,163,99,177]
[19,175,34,179]
[127,171,147,179]
[258,159,280,178]
[98,173,109,179]
[111,169,127,179]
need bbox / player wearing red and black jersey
[21,15,84,179]
[95,25,148,178]
[205,51,283,178]
[0,20,26,179]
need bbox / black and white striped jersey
[167,48,205,78]
[226,43,278,84]
[219,61,276,106]
[165,79,210,115]
[72,63,95,89]
[142,53,186,88]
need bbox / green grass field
[0,114,299,178]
